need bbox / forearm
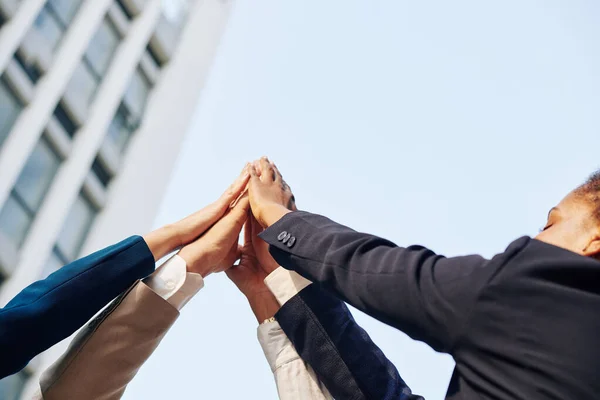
[247,292,280,323]
[259,211,487,351]
[142,206,225,262]
[264,268,413,399]
[0,236,155,379]
[41,254,203,399]
[259,211,417,322]
[258,321,332,400]
[143,224,181,261]
[276,285,416,400]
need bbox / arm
[227,216,332,400]
[0,166,250,380]
[0,236,154,379]
[268,268,422,400]
[39,255,200,400]
[259,211,488,352]
[40,183,252,399]
[247,159,490,353]
[258,320,333,400]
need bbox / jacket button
[277,231,288,241]
[282,233,292,244]
[287,236,296,248]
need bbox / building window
[85,17,120,78]
[64,62,100,109]
[47,0,84,27]
[0,78,23,147]
[54,193,97,262]
[91,158,112,187]
[105,103,139,154]
[62,17,121,119]
[146,44,164,68]
[123,67,151,121]
[0,196,31,250]
[115,0,134,20]
[53,103,77,136]
[42,249,67,278]
[103,67,151,154]
[0,370,30,400]
[13,52,43,83]
[0,138,61,248]
[19,0,85,83]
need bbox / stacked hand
[227,157,297,321]
[144,165,251,278]
[144,157,297,323]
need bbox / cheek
[535,222,587,255]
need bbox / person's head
[535,170,600,260]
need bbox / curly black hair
[577,170,600,220]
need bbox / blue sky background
[124,1,600,398]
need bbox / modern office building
[0,0,232,398]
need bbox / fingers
[219,164,251,210]
[221,240,242,272]
[249,164,261,184]
[243,213,252,248]
[271,162,283,185]
[259,157,275,182]
[228,195,250,228]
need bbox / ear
[582,234,600,258]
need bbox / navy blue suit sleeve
[0,235,155,378]
[276,284,423,400]
[260,211,495,353]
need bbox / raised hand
[143,165,250,260]
[178,193,250,278]
[226,214,280,322]
[248,157,296,228]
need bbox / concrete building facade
[0,0,232,397]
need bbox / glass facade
[104,66,152,155]
[63,16,121,120]
[54,194,97,263]
[0,78,23,148]
[0,138,61,252]
[0,1,169,396]
[19,0,85,83]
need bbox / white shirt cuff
[257,321,300,373]
[142,254,204,310]
[264,267,312,306]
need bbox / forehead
[554,190,595,218]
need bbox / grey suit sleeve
[259,211,495,352]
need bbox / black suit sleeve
[0,235,155,378]
[260,211,491,353]
[276,284,423,400]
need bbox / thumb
[228,195,250,228]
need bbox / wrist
[178,249,211,278]
[143,224,181,261]
[261,204,292,227]
[247,292,280,323]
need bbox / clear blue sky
[123,1,600,398]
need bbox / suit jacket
[276,284,422,400]
[36,280,178,400]
[260,211,600,400]
[0,236,155,379]
[36,271,410,399]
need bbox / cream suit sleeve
[35,255,202,400]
